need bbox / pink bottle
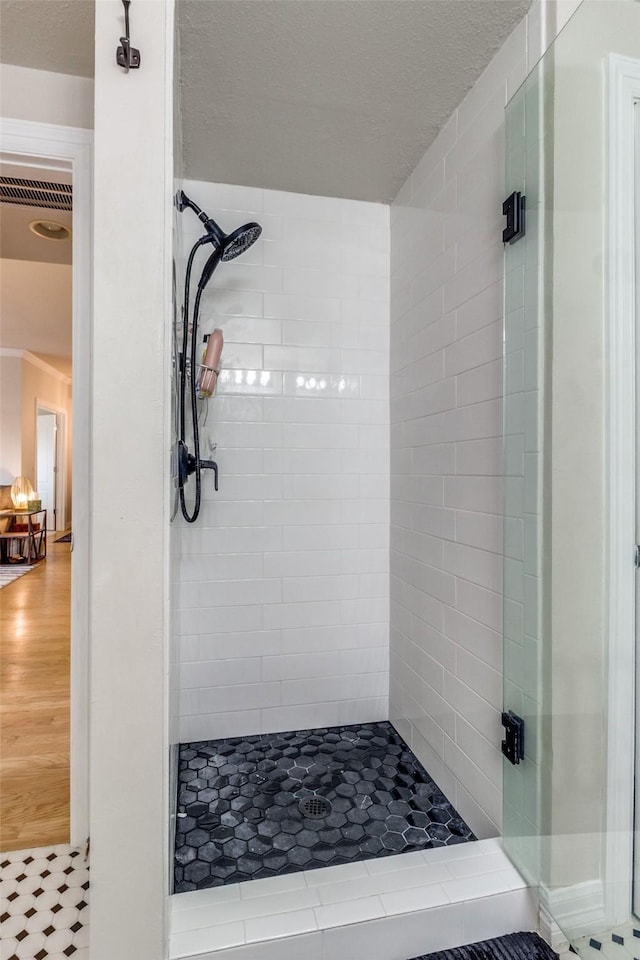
[198,328,223,397]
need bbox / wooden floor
[0,541,71,851]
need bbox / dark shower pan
[174,720,475,892]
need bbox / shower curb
[170,838,536,960]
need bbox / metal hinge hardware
[501,711,525,766]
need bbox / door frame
[606,53,640,926]
[36,402,66,533]
[0,117,92,847]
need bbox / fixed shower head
[196,223,262,290]
[221,222,262,261]
[178,190,262,262]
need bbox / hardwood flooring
[0,541,71,851]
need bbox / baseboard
[538,903,570,952]
[539,879,606,941]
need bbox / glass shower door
[502,47,549,893]
[503,0,640,951]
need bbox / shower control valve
[200,459,219,491]
[178,442,218,491]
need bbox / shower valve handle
[178,442,219,491]
[200,459,219,491]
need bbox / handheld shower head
[177,190,263,523]
[197,246,222,291]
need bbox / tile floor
[572,922,640,960]
[0,844,89,960]
[175,721,475,892]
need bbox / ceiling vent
[0,176,72,211]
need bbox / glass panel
[503,41,549,889]
[503,0,640,952]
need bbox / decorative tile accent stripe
[174,720,474,892]
[0,844,89,959]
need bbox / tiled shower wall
[389,12,543,838]
[178,181,390,742]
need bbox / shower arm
[177,190,225,247]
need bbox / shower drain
[298,795,332,819]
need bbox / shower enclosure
[166,11,493,951]
[167,0,640,955]
[502,0,640,950]
[169,171,478,893]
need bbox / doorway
[0,118,91,850]
[37,406,64,532]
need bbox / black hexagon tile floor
[0,844,89,959]
[174,720,475,892]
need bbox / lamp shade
[11,476,35,510]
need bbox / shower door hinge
[635,544,640,568]
[502,191,526,244]
[501,711,525,765]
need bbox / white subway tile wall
[389,13,539,838]
[178,181,390,741]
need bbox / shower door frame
[606,53,640,926]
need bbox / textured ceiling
[0,0,95,77]
[0,0,532,202]
[178,0,532,202]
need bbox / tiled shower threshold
[169,837,536,960]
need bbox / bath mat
[0,563,36,590]
[413,932,557,960]
[55,532,72,543]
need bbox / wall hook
[116,0,141,71]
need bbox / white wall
[90,2,173,958]
[388,0,580,840]
[177,180,390,742]
[0,64,93,129]
[544,0,640,897]
[0,354,22,484]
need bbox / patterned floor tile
[572,923,640,960]
[174,720,475,892]
[0,843,89,959]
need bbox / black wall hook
[116,0,141,71]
